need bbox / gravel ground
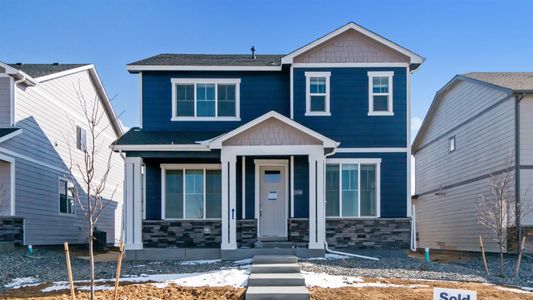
[1,247,532,291]
[300,251,533,289]
[0,248,238,289]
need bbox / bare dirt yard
[1,278,532,299]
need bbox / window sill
[368,112,394,116]
[171,117,241,122]
[326,216,380,219]
[162,218,222,221]
[59,212,76,217]
[305,112,331,117]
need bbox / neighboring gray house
[0,62,124,246]
[412,72,533,253]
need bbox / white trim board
[335,147,407,153]
[293,63,409,68]
[0,129,23,144]
[113,144,210,151]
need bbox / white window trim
[160,163,222,220]
[325,158,381,218]
[305,72,331,116]
[171,78,241,121]
[368,71,394,116]
[58,177,75,216]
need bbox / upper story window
[305,72,331,116]
[449,136,456,152]
[368,71,394,116]
[171,78,241,121]
[76,126,87,152]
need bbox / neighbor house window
[59,179,74,214]
[171,78,240,120]
[305,72,331,116]
[76,126,87,152]
[449,136,456,152]
[368,71,394,116]
[162,164,221,219]
[325,159,380,217]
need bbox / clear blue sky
[2,0,533,135]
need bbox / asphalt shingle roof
[463,72,533,92]
[128,54,283,67]
[115,128,225,145]
[8,63,90,78]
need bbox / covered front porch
[120,112,339,259]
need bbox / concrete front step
[254,241,294,249]
[252,255,298,264]
[245,286,309,300]
[248,273,306,286]
[251,263,301,274]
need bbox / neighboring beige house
[412,72,533,253]
[0,62,124,245]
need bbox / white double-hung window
[325,159,381,218]
[305,72,331,116]
[171,78,241,120]
[368,71,394,116]
[161,164,222,219]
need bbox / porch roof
[0,128,22,144]
[113,128,224,151]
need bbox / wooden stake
[114,240,125,300]
[514,236,527,277]
[64,242,76,300]
[479,236,490,275]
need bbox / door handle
[259,208,263,216]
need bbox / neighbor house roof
[0,128,22,144]
[8,63,90,79]
[463,72,533,92]
[113,128,225,151]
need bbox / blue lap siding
[141,70,290,131]
[293,67,408,148]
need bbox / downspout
[515,93,525,253]
[411,204,417,252]
[322,147,380,261]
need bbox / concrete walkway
[245,255,309,300]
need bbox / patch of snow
[179,259,221,266]
[303,272,429,289]
[233,258,252,265]
[41,268,250,293]
[302,272,363,288]
[307,253,352,261]
[42,284,113,293]
[495,286,532,294]
[5,277,41,289]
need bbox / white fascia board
[87,67,124,136]
[35,64,94,82]
[113,144,210,152]
[0,129,23,144]
[127,65,282,72]
[281,22,424,65]
[208,110,339,149]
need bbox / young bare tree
[476,153,532,277]
[65,83,118,300]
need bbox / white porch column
[309,153,325,249]
[221,152,237,250]
[124,157,143,250]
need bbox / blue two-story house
[115,22,424,259]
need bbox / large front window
[326,160,380,217]
[162,164,221,219]
[172,78,240,120]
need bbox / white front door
[258,165,287,238]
